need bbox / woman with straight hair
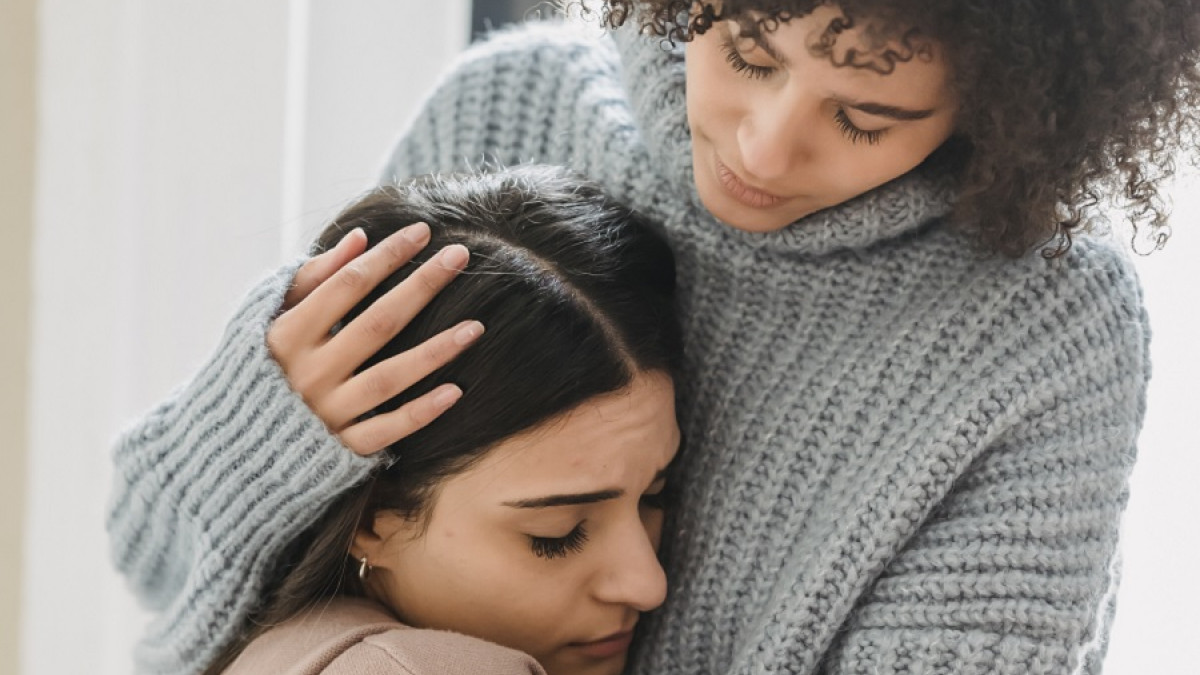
[112,166,683,675]
[111,2,1200,674]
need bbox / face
[353,371,680,675]
[686,5,959,232]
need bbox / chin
[692,165,822,233]
[698,192,808,233]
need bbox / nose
[737,95,813,181]
[591,521,668,612]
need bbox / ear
[349,509,417,562]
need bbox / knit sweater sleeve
[376,22,656,213]
[377,23,575,181]
[106,260,381,674]
[816,244,1150,675]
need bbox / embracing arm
[106,257,377,607]
[377,22,643,200]
[108,22,626,674]
[107,228,477,674]
[106,259,380,672]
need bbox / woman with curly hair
[109,2,1200,674]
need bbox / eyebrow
[843,100,936,121]
[753,30,792,68]
[753,30,937,122]
[503,467,671,509]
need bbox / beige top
[223,598,546,675]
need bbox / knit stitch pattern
[108,20,1151,675]
[108,261,382,673]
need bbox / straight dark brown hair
[204,165,682,674]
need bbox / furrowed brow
[506,435,685,509]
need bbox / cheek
[827,148,904,185]
[822,132,945,195]
[383,526,587,659]
[685,48,739,136]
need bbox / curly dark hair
[595,0,1200,257]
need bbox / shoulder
[434,21,619,93]
[931,229,1149,348]
[899,229,1152,420]
[224,599,543,675]
[948,232,1151,423]
[329,628,544,675]
[380,20,633,182]
[220,595,544,667]
[474,20,617,64]
[1030,233,1143,301]
[999,233,1148,345]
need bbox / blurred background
[1,1,1195,673]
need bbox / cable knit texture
[108,20,1151,675]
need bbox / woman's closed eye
[721,36,891,145]
[721,36,776,80]
[530,522,588,560]
[834,108,889,145]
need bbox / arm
[107,259,377,611]
[109,22,619,673]
[376,22,650,208]
[107,260,381,672]
[108,228,477,674]
[379,23,602,183]
[818,249,1150,675]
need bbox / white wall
[1105,170,1200,675]
[1,0,36,673]
[22,1,468,673]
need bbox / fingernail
[433,384,462,409]
[453,320,485,345]
[439,244,469,270]
[402,222,430,243]
[340,227,364,247]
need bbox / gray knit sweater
[108,21,1151,675]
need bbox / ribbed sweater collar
[611,22,959,257]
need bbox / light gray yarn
[107,261,382,672]
[108,20,1151,675]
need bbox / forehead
[731,6,952,101]
[733,6,938,66]
[439,373,679,500]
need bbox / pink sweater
[222,598,545,675]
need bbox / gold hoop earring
[358,556,372,581]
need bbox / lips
[569,630,635,659]
[715,155,787,208]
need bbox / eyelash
[527,489,673,560]
[530,523,589,560]
[834,109,887,145]
[721,39,775,80]
[720,37,889,146]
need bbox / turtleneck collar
[610,20,959,258]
